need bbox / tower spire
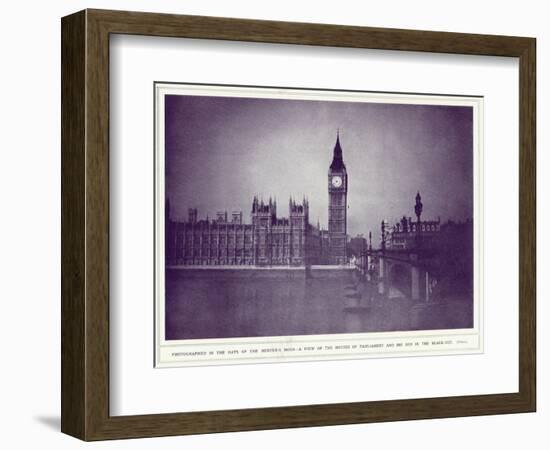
[330,130,346,171]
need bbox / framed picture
[61,9,536,440]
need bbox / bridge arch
[358,249,433,302]
[388,262,411,298]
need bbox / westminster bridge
[356,247,439,303]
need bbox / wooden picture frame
[61,8,536,440]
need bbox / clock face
[332,176,343,188]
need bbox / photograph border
[153,82,484,368]
[61,8,536,440]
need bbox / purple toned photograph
[163,86,475,342]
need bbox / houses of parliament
[165,133,349,266]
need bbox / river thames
[165,268,473,340]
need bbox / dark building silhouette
[165,133,349,267]
[388,192,441,250]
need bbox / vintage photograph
[155,83,482,366]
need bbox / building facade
[166,197,324,266]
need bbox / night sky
[164,93,473,240]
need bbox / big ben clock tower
[328,131,348,265]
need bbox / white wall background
[0,0,545,448]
